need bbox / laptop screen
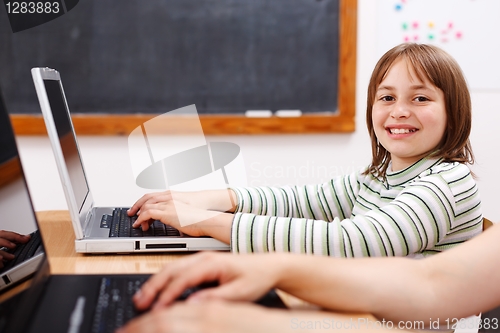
[0,90,45,292]
[42,79,89,213]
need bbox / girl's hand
[127,189,236,218]
[130,199,216,236]
[128,191,183,217]
[129,200,233,242]
[133,252,285,311]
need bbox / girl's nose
[390,101,411,118]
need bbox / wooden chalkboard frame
[11,0,357,135]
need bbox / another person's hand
[117,300,290,333]
[133,252,284,311]
[0,230,31,269]
[119,299,386,333]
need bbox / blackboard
[1,0,340,115]
[3,0,357,134]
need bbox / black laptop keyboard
[0,230,42,272]
[90,275,288,333]
[91,277,221,333]
[102,208,180,238]
[91,276,148,333]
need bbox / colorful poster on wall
[377,0,500,90]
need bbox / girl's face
[372,58,447,171]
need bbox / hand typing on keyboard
[128,189,237,217]
[132,252,278,311]
[0,230,31,268]
[117,252,288,333]
[128,199,234,244]
[117,299,278,333]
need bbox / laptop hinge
[82,209,94,237]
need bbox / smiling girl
[129,43,482,258]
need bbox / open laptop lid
[0,88,46,293]
[31,67,92,240]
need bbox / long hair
[364,43,474,178]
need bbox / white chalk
[275,109,302,117]
[245,110,273,117]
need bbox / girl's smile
[386,125,418,136]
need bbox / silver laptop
[0,89,44,292]
[31,67,229,253]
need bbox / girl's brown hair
[365,43,474,178]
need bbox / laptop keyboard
[103,208,180,238]
[91,276,148,333]
[91,277,220,333]
[0,230,42,272]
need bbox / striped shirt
[230,158,482,257]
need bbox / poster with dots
[376,0,500,90]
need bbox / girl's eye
[414,96,429,102]
[380,96,394,102]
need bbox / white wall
[16,0,500,222]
